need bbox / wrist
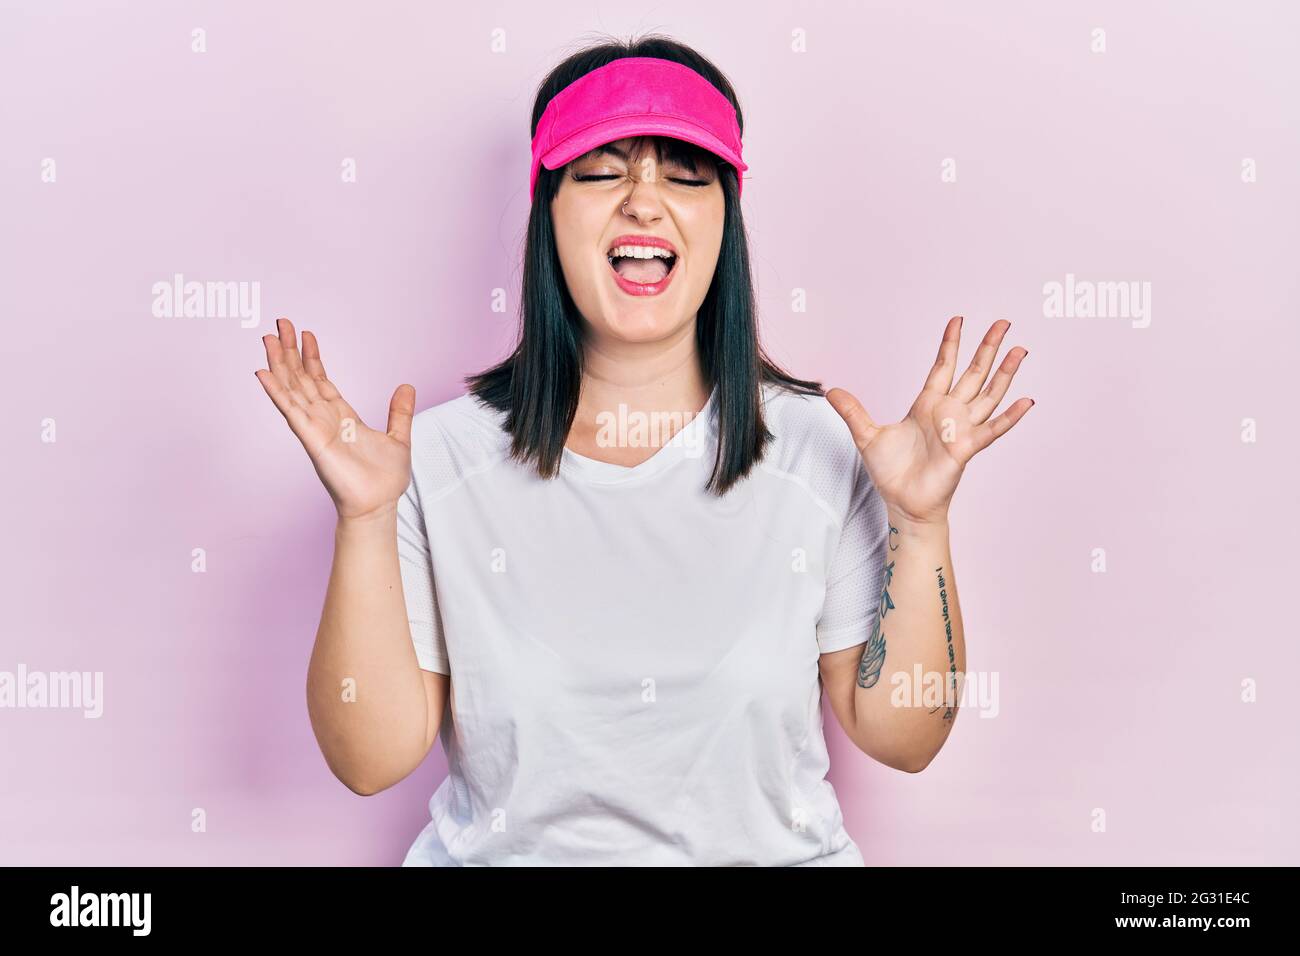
[886,504,949,540]
[336,503,399,534]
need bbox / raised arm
[820,317,1032,772]
[254,318,446,795]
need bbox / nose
[620,174,666,222]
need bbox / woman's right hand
[255,317,416,522]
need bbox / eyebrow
[583,145,631,161]
[577,141,710,174]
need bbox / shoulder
[759,381,862,472]
[408,390,512,497]
[757,381,872,523]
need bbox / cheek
[678,203,724,277]
[687,230,725,284]
[551,229,588,283]
[552,205,603,273]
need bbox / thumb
[826,387,879,453]
[386,384,416,446]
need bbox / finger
[276,317,305,373]
[386,384,417,447]
[972,397,1034,453]
[262,333,310,410]
[299,330,364,423]
[254,368,313,437]
[970,346,1028,424]
[951,319,1011,403]
[922,316,963,394]
[276,318,322,403]
[300,328,328,379]
[825,387,880,453]
[301,330,343,401]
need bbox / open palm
[254,318,416,521]
[827,317,1033,525]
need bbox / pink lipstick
[605,234,679,297]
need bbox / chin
[596,302,688,342]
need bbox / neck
[571,320,711,440]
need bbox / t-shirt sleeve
[815,453,891,655]
[395,473,451,675]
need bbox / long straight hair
[466,34,824,496]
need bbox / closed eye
[573,174,711,187]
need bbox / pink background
[2,1,1296,865]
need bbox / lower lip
[608,256,678,296]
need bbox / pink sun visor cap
[529,56,747,202]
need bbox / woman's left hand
[827,316,1033,527]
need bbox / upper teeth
[608,245,674,259]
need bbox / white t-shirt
[396,380,890,866]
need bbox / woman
[254,35,1032,866]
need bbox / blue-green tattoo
[857,524,899,689]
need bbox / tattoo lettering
[935,566,956,721]
[857,525,899,689]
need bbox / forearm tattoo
[936,566,955,721]
[857,524,899,689]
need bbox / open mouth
[606,242,679,287]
